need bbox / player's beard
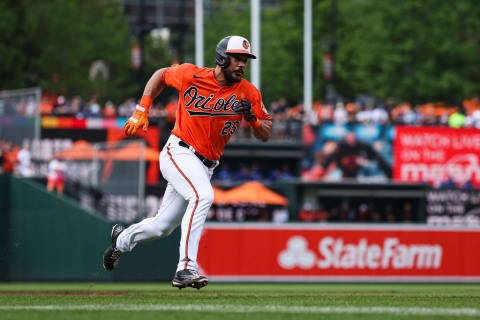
[222,68,242,84]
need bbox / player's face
[223,54,248,83]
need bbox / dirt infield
[0,291,126,296]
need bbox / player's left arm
[251,103,272,142]
[233,93,272,142]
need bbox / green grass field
[1,282,479,319]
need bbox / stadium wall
[0,175,180,281]
[198,223,480,282]
[0,175,10,279]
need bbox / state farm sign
[394,126,480,188]
[197,224,480,281]
[278,236,442,270]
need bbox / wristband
[138,95,153,111]
[250,118,261,129]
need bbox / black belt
[178,140,217,168]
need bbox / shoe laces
[189,270,200,277]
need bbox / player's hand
[233,100,257,122]
[124,108,149,137]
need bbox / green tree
[336,0,480,104]
[203,0,480,106]
[0,0,138,103]
[0,0,30,88]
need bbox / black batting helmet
[215,35,256,68]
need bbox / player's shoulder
[238,78,261,98]
[170,63,213,80]
[168,62,199,73]
[193,66,213,77]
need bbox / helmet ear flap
[215,36,231,68]
[215,53,230,68]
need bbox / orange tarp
[221,181,288,205]
[56,140,160,161]
[55,140,103,160]
[212,186,229,204]
[104,142,159,161]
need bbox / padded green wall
[0,175,10,279]
[1,175,180,281]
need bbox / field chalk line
[0,304,479,316]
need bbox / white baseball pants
[116,134,217,272]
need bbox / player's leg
[160,141,214,272]
[160,136,215,288]
[115,183,187,252]
[103,182,186,271]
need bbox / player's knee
[198,188,214,206]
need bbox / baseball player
[103,35,272,289]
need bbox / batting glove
[233,100,257,122]
[124,105,149,137]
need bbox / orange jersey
[162,63,271,160]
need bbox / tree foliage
[0,0,136,103]
[2,0,480,105]
[203,0,480,105]
[336,0,480,104]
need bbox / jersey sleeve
[162,63,197,91]
[250,90,272,121]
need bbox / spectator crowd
[21,94,480,130]
[298,199,416,223]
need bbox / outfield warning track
[0,304,478,316]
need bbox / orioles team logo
[243,40,249,49]
[183,86,240,116]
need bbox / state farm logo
[278,236,316,269]
[277,236,443,270]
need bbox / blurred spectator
[250,162,263,180]
[298,202,316,222]
[16,144,34,177]
[448,106,466,128]
[47,156,66,194]
[103,101,117,118]
[70,96,83,116]
[39,96,55,115]
[272,207,289,223]
[267,163,294,181]
[0,140,17,174]
[371,104,389,124]
[215,163,233,181]
[165,98,178,123]
[334,102,347,124]
[149,103,163,118]
[466,108,480,128]
[86,95,101,117]
[118,98,136,117]
[235,165,253,181]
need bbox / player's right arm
[124,68,168,137]
[124,64,195,137]
[143,68,168,98]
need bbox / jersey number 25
[221,120,241,136]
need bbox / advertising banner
[426,189,480,226]
[394,126,480,188]
[198,224,480,281]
